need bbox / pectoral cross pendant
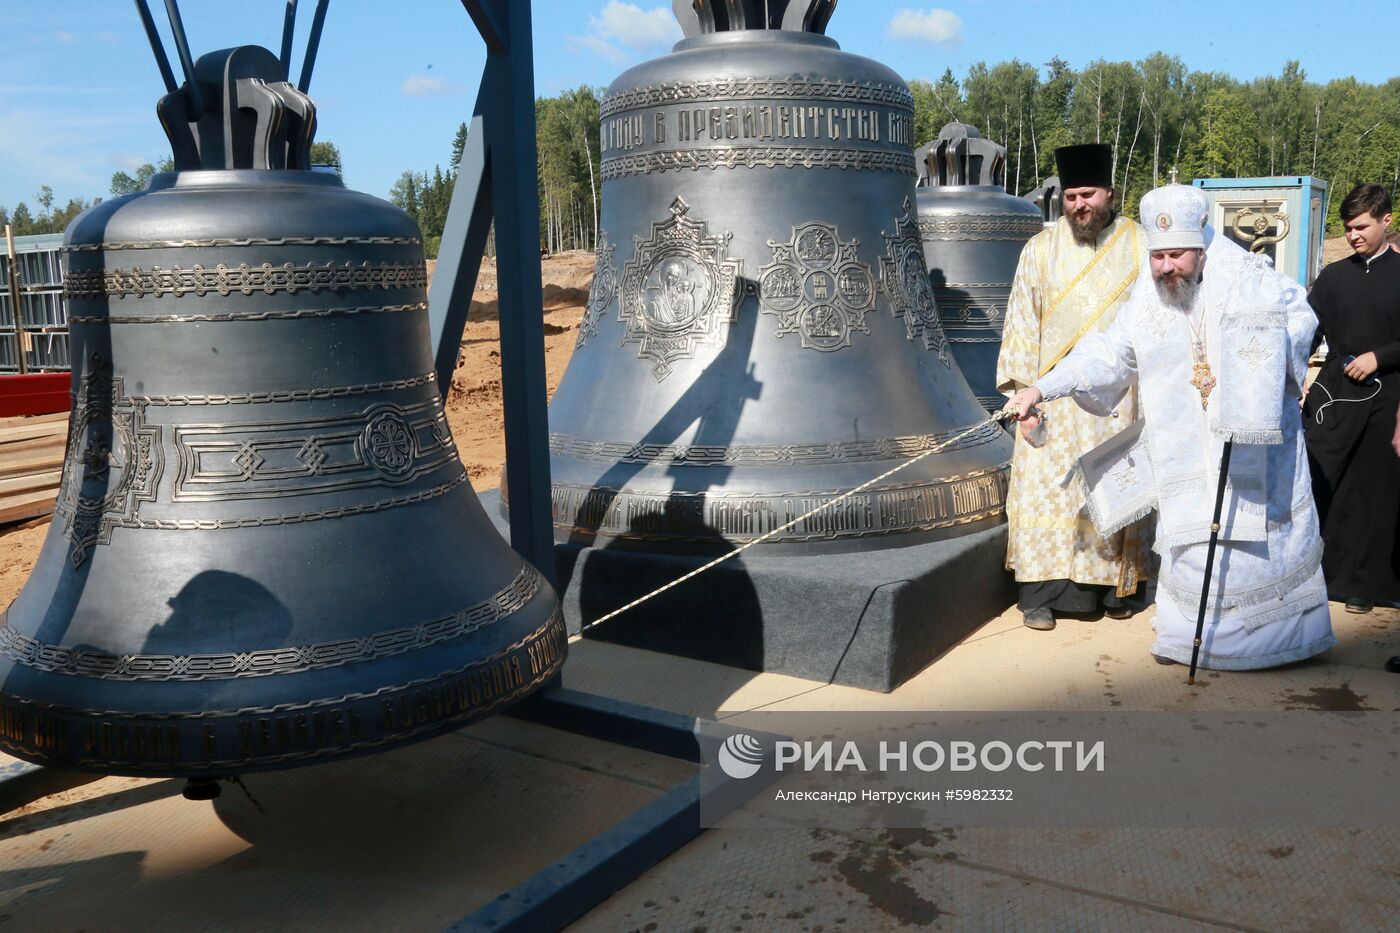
[1190,360,1216,410]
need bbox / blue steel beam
[430,0,554,584]
[488,0,554,584]
[429,111,492,387]
[460,0,507,53]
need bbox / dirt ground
[439,250,593,489]
[0,250,596,609]
[0,237,1366,609]
[1322,233,1353,266]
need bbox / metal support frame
[456,689,785,932]
[430,0,554,586]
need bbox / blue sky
[1,1,1392,213]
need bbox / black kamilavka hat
[1054,144,1114,189]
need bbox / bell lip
[672,31,839,54]
[0,606,568,779]
[141,169,348,193]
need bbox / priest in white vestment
[1004,183,1336,669]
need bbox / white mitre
[1139,183,1209,251]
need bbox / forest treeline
[389,55,1397,259]
[0,143,341,239]
[909,56,1400,231]
[6,56,1395,253]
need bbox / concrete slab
[485,490,1018,692]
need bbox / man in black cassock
[1303,184,1400,631]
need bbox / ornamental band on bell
[881,197,951,365]
[618,196,743,381]
[576,232,618,348]
[56,353,161,568]
[759,222,876,352]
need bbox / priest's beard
[1067,203,1114,244]
[1154,272,1202,312]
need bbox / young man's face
[1344,210,1394,257]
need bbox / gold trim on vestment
[1038,223,1142,377]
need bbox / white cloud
[400,75,458,98]
[0,107,151,205]
[108,153,152,173]
[565,34,628,65]
[54,31,76,44]
[887,8,965,45]
[588,2,681,51]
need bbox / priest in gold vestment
[995,144,1151,630]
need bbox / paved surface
[1,600,1398,931]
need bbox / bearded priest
[995,144,1151,632]
[1004,182,1336,670]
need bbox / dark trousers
[1018,578,1153,614]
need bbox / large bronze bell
[915,123,1044,414]
[0,46,564,778]
[537,1,1012,550]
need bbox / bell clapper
[182,777,221,801]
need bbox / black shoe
[1386,656,1400,674]
[1153,654,1178,666]
[1104,607,1133,620]
[1023,609,1056,631]
[1345,598,1374,614]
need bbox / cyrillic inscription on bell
[541,2,1013,549]
[915,122,1045,413]
[0,44,564,778]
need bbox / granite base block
[479,491,1015,693]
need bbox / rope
[582,410,1020,631]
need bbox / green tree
[110,158,173,196]
[389,170,421,217]
[1192,86,1259,178]
[1138,52,1188,190]
[310,141,342,173]
[1032,57,1076,185]
[450,122,469,173]
[10,203,33,236]
[909,70,964,148]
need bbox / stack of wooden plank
[0,412,67,526]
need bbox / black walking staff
[1189,440,1234,684]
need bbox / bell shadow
[928,267,1000,412]
[569,279,767,671]
[143,570,293,655]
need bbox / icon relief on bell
[759,221,875,353]
[618,197,742,381]
[881,198,950,365]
